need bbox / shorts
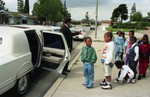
[101,59,113,76]
[103,63,112,76]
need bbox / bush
[112,25,118,28]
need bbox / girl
[114,31,124,61]
[138,34,150,80]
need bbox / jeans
[83,62,94,87]
[115,51,122,61]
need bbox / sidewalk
[44,26,150,97]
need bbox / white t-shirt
[118,65,134,81]
[102,41,115,64]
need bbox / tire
[14,74,30,96]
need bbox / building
[0,10,37,25]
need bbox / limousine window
[0,37,2,45]
[43,33,65,49]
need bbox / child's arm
[105,44,114,64]
[90,48,97,65]
[81,47,85,63]
[124,39,127,54]
[134,46,139,61]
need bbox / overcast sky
[4,0,150,21]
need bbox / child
[114,61,134,83]
[129,36,139,83]
[124,30,134,65]
[138,34,150,80]
[110,29,115,41]
[100,32,115,89]
[114,31,124,61]
[81,37,97,88]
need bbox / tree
[111,4,128,24]
[0,0,8,11]
[17,0,24,13]
[130,12,142,21]
[82,12,90,24]
[32,0,64,23]
[130,3,136,15]
[61,0,71,18]
[24,0,29,14]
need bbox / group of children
[81,30,150,90]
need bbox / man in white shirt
[129,36,139,83]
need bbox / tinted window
[43,33,65,49]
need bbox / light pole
[95,0,98,38]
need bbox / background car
[70,27,87,40]
[90,25,95,30]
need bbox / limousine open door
[41,31,71,74]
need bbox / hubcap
[18,75,28,93]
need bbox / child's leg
[106,76,111,83]
[129,60,137,79]
[87,63,94,87]
[83,62,89,85]
[139,59,144,75]
[125,54,129,65]
[143,59,149,76]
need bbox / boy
[81,37,97,88]
[124,30,134,65]
[100,32,115,89]
[114,61,134,83]
[129,36,139,83]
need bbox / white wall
[27,18,35,25]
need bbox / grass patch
[106,26,138,32]
[148,64,150,70]
[73,59,79,65]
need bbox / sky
[3,0,150,21]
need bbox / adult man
[60,18,79,75]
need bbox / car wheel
[14,74,30,96]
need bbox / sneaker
[100,79,106,86]
[138,75,142,80]
[101,84,112,90]
[82,83,87,87]
[143,75,145,78]
[86,86,93,89]
[131,79,136,83]
[113,79,118,83]
[126,78,131,83]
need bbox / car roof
[12,25,60,30]
[0,26,35,35]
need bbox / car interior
[42,33,65,69]
[25,31,41,66]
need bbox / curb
[44,30,96,97]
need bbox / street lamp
[95,0,98,38]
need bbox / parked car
[90,25,95,30]
[0,26,71,96]
[70,27,87,40]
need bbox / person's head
[117,31,122,37]
[85,37,92,46]
[104,32,113,43]
[64,17,71,26]
[142,34,149,44]
[129,30,134,38]
[130,36,137,45]
[115,61,124,69]
[110,29,113,33]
